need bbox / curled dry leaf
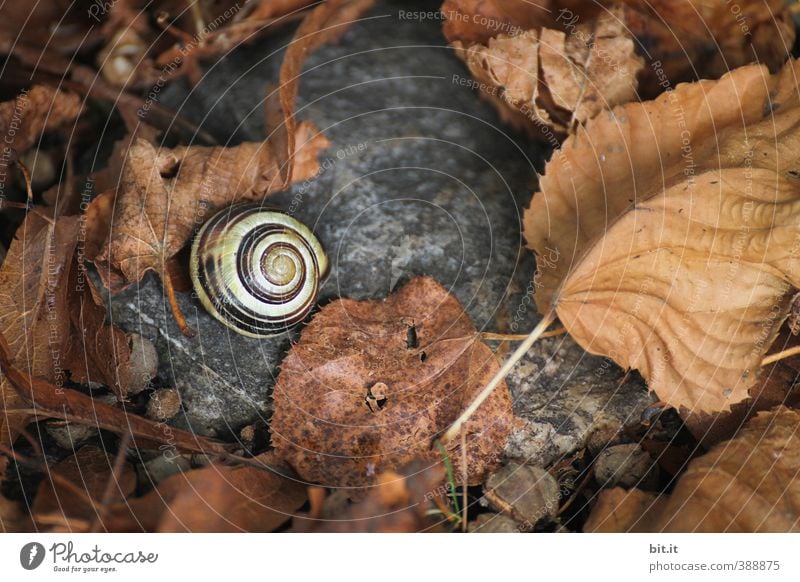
[451,6,643,135]
[267,0,375,186]
[88,123,330,291]
[271,276,513,489]
[106,454,307,532]
[442,0,794,135]
[0,86,81,156]
[0,209,149,418]
[597,0,796,94]
[0,213,77,477]
[525,57,800,413]
[586,406,800,532]
[295,460,446,532]
[0,211,141,479]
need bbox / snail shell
[190,203,329,338]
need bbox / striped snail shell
[190,203,329,338]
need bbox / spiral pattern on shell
[190,204,329,338]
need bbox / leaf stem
[441,311,556,444]
[761,345,800,366]
[480,327,566,341]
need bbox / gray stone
[107,0,543,437]
[595,443,658,489]
[469,513,522,533]
[104,0,652,466]
[484,462,560,526]
[45,421,98,450]
[139,452,191,486]
[503,335,655,468]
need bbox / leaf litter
[1,0,800,534]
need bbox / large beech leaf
[524,58,800,413]
[585,407,800,532]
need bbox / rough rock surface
[503,335,654,468]
[104,0,652,459]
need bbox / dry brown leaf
[294,460,446,532]
[586,406,800,532]
[451,6,643,135]
[442,0,794,135]
[441,0,554,45]
[32,445,136,531]
[0,210,144,439]
[0,2,99,56]
[268,0,375,186]
[524,57,800,414]
[0,336,227,457]
[0,86,81,156]
[682,330,800,448]
[0,213,80,478]
[89,123,329,291]
[106,455,307,532]
[99,0,317,88]
[271,276,513,490]
[592,0,796,95]
[1,494,32,532]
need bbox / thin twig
[15,159,34,203]
[460,428,467,532]
[441,312,556,443]
[480,327,566,341]
[163,269,196,337]
[90,432,132,533]
[557,467,594,517]
[761,345,800,366]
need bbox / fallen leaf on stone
[106,454,307,532]
[293,460,446,532]
[271,276,513,489]
[0,86,81,156]
[32,445,136,532]
[0,336,226,457]
[88,123,330,292]
[268,0,375,186]
[586,406,800,532]
[524,57,800,414]
[450,6,643,135]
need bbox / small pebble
[484,462,560,527]
[595,443,658,489]
[469,513,522,533]
[146,388,182,421]
[240,425,256,444]
[140,452,191,485]
[123,334,158,395]
[45,422,98,450]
